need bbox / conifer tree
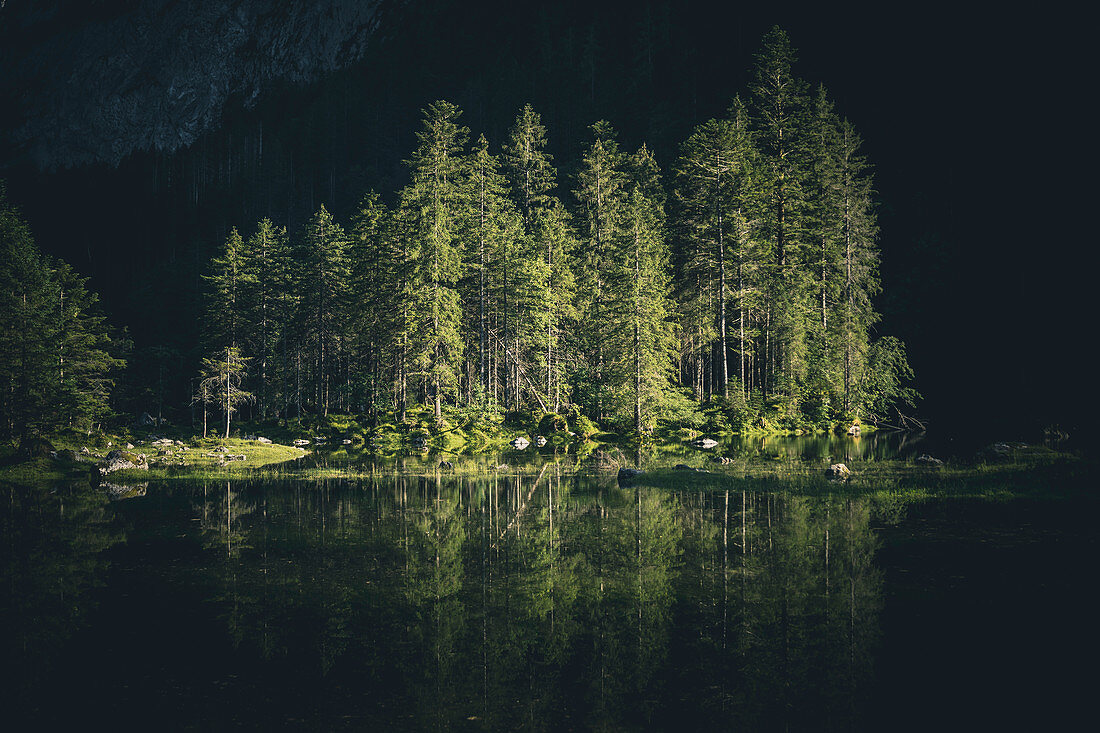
[196,346,252,439]
[572,121,628,420]
[241,218,289,419]
[300,204,351,416]
[622,145,678,431]
[751,25,813,408]
[0,187,124,438]
[204,227,250,350]
[502,104,557,227]
[50,259,125,430]
[402,101,468,421]
[0,191,53,438]
[529,201,577,411]
[464,135,518,407]
[835,118,881,415]
[349,191,401,420]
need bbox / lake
[2,446,1095,730]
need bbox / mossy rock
[538,412,569,435]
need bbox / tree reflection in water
[172,471,883,730]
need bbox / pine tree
[241,218,289,420]
[622,145,678,431]
[349,191,402,420]
[572,121,628,420]
[196,346,252,439]
[49,259,125,430]
[463,135,519,408]
[529,201,577,411]
[502,104,557,227]
[834,118,881,416]
[402,101,468,421]
[300,204,351,416]
[203,227,250,351]
[751,25,813,408]
[0,187,123,438]
[804,86,845,418]
[0,194,56,439]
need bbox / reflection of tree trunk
[723,489,729,650]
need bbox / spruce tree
[203,227,250,351]
[196,345,252,439]
[464,135,519,408]
[751,25,813,409]
[241,218,289,419]
[402,101,468,421]
[0,190,53,438]
[572,121,628,421]
[349,191,401,420]
[300,205,351,416]
[50,259,125,431]
[502,104,557,227]
[623,145,678,431]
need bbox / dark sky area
[0,0,1089,441]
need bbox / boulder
[292,439,310,447]
[617,467,644,484]
[212,445,229,453]
[978,442,1013,461]
[104,482,148,501]
[674,464,710,473]
[152,438,174,446]
[916,454,944,466]
[691,438,719,449]
[56,449,80,462]
[137,412,157,426]
[711,455,733,464]
[535,436,548,447]
[98,450,148,476]
[825,463,851,480]
[256,437,272,444]
[847,424,861,437]
[511,437,531,450]
[342,439,352,445]
[537,413,569,434]
[125,442,135,449]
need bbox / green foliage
[0,185,125,439]
[174,29,914,441]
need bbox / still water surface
[2,454,1094,730]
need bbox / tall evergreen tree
[203,227,250,351]
[300,204,351,416]
[402,101,468,421]
[0,186,123,438]
[622,145,678,431]
[50,259,125,430]
[349,191,402,420]
[241,218,289,419]
[751,25,813,408]
[572,121,628,420]
[502,104,557,227]
[464,135,519,408]
[0,190,53,439]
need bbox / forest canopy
[1,27,917,442]
[187,27,916,437]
